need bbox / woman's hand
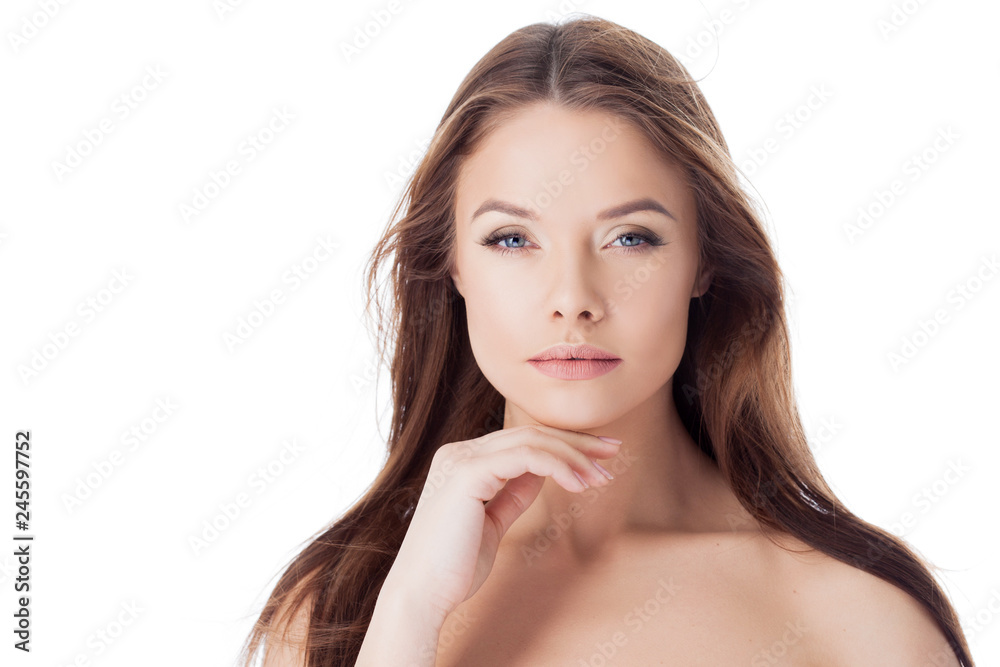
[380,424,620,628]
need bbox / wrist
[356,580,444,667]
[376,577,448,634]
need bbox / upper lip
[529,343,620,361]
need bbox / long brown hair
[238,15,974,666]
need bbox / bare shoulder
[763,532,961,667]
[259,583,316,667]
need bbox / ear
[692,262,712,298]
[449,265,464,298]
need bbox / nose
[548,250,606,324]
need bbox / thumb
[483,473,545,540]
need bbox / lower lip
[528,358,622,380]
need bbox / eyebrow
[470,197,677,225]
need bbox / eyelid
[485,224,661,243]
[480,225,664,254]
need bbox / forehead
[455,102,694,225]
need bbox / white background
[1,0,997,665]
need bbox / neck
[499,380,753,564]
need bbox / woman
[239,15,974,666]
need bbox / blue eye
[479,228,664,256]
[610,232,653,249]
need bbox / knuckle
[450,455,474,475]
[430,443,452,466]
[514,443,534,460]
[453,440,477,459]
[519,425,544,439]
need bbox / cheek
[464,268,526,322]
[615,254,691,302]
[461,268,531,360]
[615,267,692,354]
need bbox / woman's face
[450,102,710,430]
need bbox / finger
[527,424,623,457]
[461,445,586,502]
[483,473,545,541]
[466,427,617,488]
[475,424,622,460]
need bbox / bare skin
[435,102,961,666]
[440,100,811,663]
[433,520,959,666]
[450,101,719,557]
[441,101,822,663]
[434,527,822,666]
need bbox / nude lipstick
[528,343,622,380]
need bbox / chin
[509,399,618,432]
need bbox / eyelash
[478,228,665,257]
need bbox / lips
[529,343,619,362]
[528,358,622,380]
[528,343,621,380]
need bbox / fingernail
[598,436,622,445]
[592,460,614,480]
[572,470,590,489]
